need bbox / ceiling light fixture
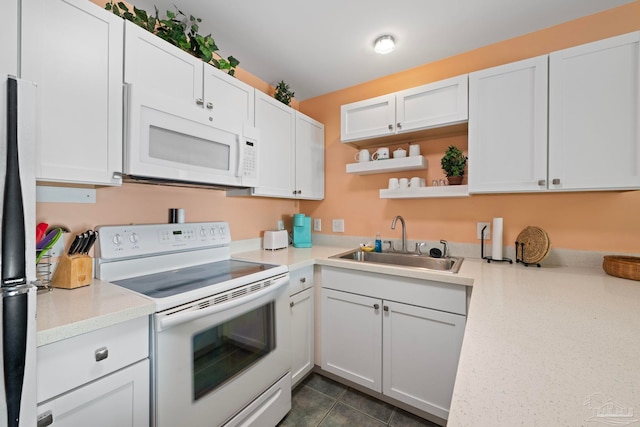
[374,35,395,55]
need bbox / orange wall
[299,1,640,253]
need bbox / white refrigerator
[0,75,37,426]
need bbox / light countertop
[36,279,155,347]
[234,245,640,427]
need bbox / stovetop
[112,259,280,299]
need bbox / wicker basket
[602,256,640,281]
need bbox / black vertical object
[2,77,29,426]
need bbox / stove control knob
[112,234,122,245]
[218,226,226,236]
[210,227,217,238]
[200,228,207,237]
[129,233,139,244]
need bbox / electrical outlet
[277,220,285,230]
[313,218,321,231]
[477,222,491,240]
[332,219,344,233]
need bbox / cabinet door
[252,91,296,197]
[468,56,548,193]
[321,289,382,392]
[1,0,18,75]
[290,288,314,386]
[396,75,468,133]
[36,360,149,427]
[549,31,640,191]
[124,21,203,105]
[341,94,396,142]
[21,0,123,186]
[203,63,255,132]
[382,301,465,420]
[295,112,325,199]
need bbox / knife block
[51,254,92,289]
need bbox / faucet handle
[439,240,449,258]
[415,242,428,255]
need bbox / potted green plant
[274,81,295,106]
[440,146,467,185]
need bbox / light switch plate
[332,219,344,233]
[277,220,285,230]
[313,218,321,231]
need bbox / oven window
[192,302,275,401]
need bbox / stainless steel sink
[330,249,464,274]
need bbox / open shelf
[346,156,427,175]
[380,185,469,199]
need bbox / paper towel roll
[492,217,503,260]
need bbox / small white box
[263,230,288,250]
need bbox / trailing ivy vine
[105,2,239,76]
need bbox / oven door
[153,274,291,427]
[125,84,258,187]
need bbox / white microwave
[124,84,258,188]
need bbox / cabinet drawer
[289,265,314,296]
[37,316,149,403]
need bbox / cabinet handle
[397,122,402,129]
[300,277,306,283]
[373,304,379,310]
[552,178,560,185]
[388,124,393,131]
[37,411,53,427]
[196,98,204,106]
[95,346,109,362]
[290,301,295,308]
[206,102,213,109]
[383,305,389,312]
[537,179,546,186]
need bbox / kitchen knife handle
[67,234,81,256]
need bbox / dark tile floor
[277,373,441,427]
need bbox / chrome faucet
[391,215,407,253]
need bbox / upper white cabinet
[252,91,296,197]
[468,56,549,193]
[22,0,123,186]
[230,91,325,200]
[295,111,325,199]
[124,21,254,132]
[469,31,640,193]
[1,0,18,76]
[341,75,468,143]
[548,32,640,191]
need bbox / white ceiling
[128,0,633,100]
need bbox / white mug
[420,178,426,187]
[409,177,421,188]
[393,148,407,159]
[355,149,370,163]
[372,147,389,160]
[399,178,409,189]
[388,178,400,190]
[409,144,421,157]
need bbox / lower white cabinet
[36,360,149,427]
[320,267,467,420]
[36,316,150,426]
[289,266,315,386]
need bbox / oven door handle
[156,275,289,331]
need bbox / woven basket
[602,256,640,281]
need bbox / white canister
[399,178,409,189]
[409,144,421,157]
[354,149,370,163]
[393,148,407,159]
[409,177,421,188]
[388,178,400,189]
